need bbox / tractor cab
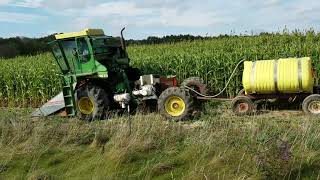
[50,29,129,78]
[37,28,138,117]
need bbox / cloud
[0,0,11,5]
[239,0,282,8]
[0,12,46,23]
[132,10,234,28]
[7,0,235,29]
[13,0,93,9]
[62,0,234,29]
[14,0,43,8]
[71,17,92,30]
[251,0,282,7]
[83,1,153,17]
[158,9,234,27]
[134,0,187,10]
[41,0,92,9]
[265,0,281,6]
[3,0,320,39]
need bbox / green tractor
[32,28,205,121]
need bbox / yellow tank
[242,57,314,94]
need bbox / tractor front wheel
[158,87,194,121]
[76,84,109,121]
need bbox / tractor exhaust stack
[121,27,126,51]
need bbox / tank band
[274,60,278,93]
[298,58,302,92]
[251,61,257,93]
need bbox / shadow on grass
[288,163,320,179]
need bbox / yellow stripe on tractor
[55,29,105,40]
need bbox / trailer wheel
[76,84,109,121]
[158,87,194,121]
[181,77,207,95]
[231,96,256,116]
[302,94,320,115]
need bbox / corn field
[0,54,61,107]
[1,31,320,107]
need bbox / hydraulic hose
[184,60,245,98]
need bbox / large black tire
[158,87,194,121]
[302,94,320,115]
[231,96,256,116]
[76,83,109,121]
[181,77,207,96]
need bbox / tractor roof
[55,29,105,40]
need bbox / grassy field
[1,102,320,179]
[1,31,320,179]
[1,31,320,106]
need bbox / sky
[0,0,319,39]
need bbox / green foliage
[0,54,61,107]
[0,35,55,59]
[1,31,320,106]
[129,31,320,97]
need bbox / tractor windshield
[58,40,77,72]
[49,41,69,74]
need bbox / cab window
[59,39,77,72]
[49,42,69,74]
[76,38,91,63]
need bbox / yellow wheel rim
[78,97,95,115]
[164,96,186,117]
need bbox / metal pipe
[184,59,245,99]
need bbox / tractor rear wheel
[76,84,109,121]
[158,87,194,121]
[231,96,256,116]
[302,94,320,115]
[181,77,207,96]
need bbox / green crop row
[130,31,320,96]
[1,31,320,106]
[0,53,61,107]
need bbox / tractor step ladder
[63,75,77,116]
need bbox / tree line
[0,33,255,59]
[0,35,56,59]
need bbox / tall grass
[1,107,320,179]
[1,30,320,106]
